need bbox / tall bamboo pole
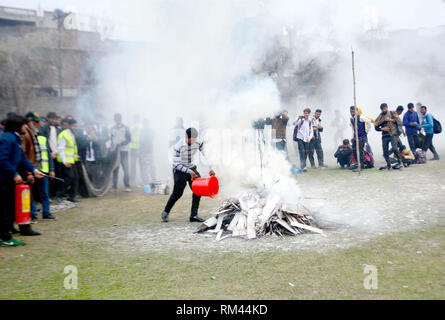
[352,49,361,175]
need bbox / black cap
[47,112,61,119]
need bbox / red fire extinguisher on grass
[15,183,31,225]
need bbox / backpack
[415,150,426,164]
[363,150,374,168]
[433,117,442,134]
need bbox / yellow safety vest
[56,130,78,164]
[37,135,50,173]
[130,123,142,150]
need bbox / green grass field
[1,161,444,300]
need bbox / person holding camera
[293,108,313,172]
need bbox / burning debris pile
[195,191,324,241]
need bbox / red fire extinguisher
[15,183,31,225]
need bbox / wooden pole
[352,49,361,175]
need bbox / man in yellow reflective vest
[56,119,80,203]
[36,134,56,220]
[129,115,143,187]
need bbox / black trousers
[352,138,366,167]
[296,138,313,169]
[0,180,15,241]
[422,134,439,158]
[382,135,401,166]
[164,168,201,217]
[407,134,419,152]
[309,137,324,166]
[56,164,78,199]
[50,161,63,198]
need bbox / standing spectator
[39,112,62,198]
[395,106,406,139]
[26,113,56,221]
[84,124,100,185]
[374,103,403,170]
[293,108,313,172]
[73,123,90,198]
[140,118,156,187]
[417,106,440,161]
[36,130,56,220]
[23,112,43,226]
[129,115,143,186]
[309,109,326,168]
[349,106,371,171]
[403,103,421,152]
[266,111,289,155]
[111,113,132,192]
[0,115,45,246]
[56,119,80,203]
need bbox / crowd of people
[0,102,441,246]
[0,111,155,247]
[261,102,441,172]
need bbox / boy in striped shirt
[162,128,215,223]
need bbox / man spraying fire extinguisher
[0,115,45,247]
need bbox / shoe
[20,229,41,236]
[1,238,26,247]
[43,214,56,220]
[30,217,38,224]
[190,216,205,223]
[10,227,20,234]
[311,165,316,169]
[302,168,307,172]
[379,166,391,171]
[161,211,169,223]
[67,198,79,203]
[430,157,440,161]
[125,188,132,192]
[392,163,401,170]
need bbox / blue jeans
[31,176,50,218]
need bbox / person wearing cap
[403,103,421,152]
[22,112,46,230]
[56,119,80,203]
[0,115,46,246]
[25,113,56,222]
[39,112,62,197]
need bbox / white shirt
[293,117,314,142]
[49,126,58,156]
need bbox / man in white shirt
[161,128,215,223]
[293,108,313,172]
